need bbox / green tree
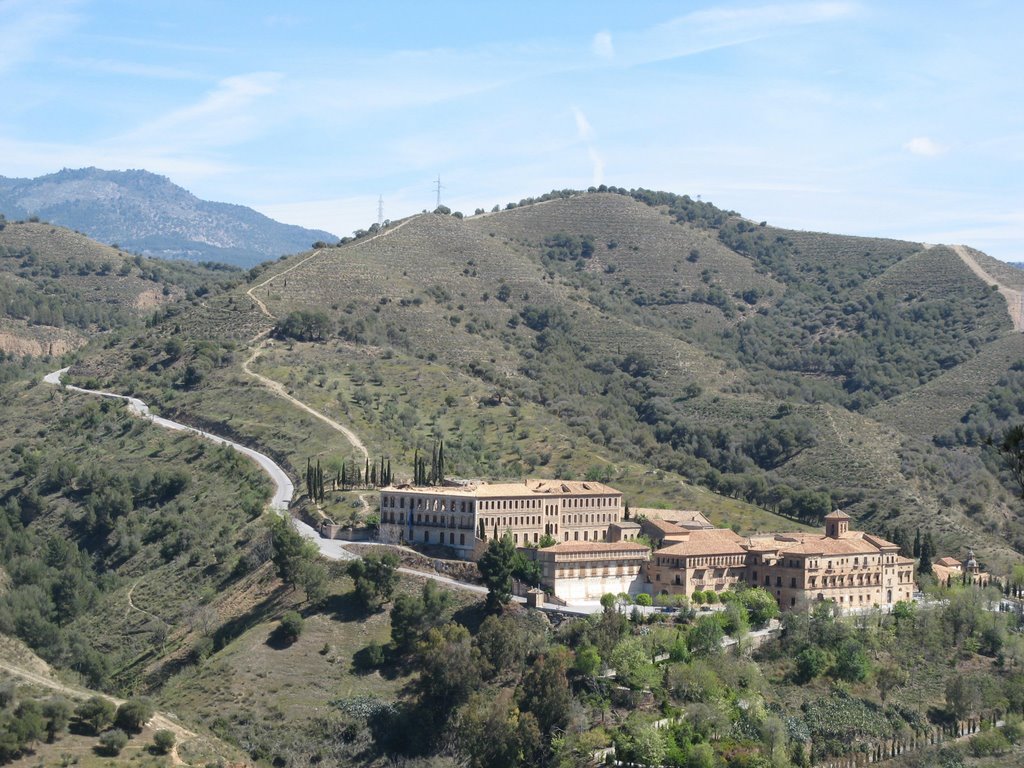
[41,698,71,743]
[688,616,724,656]
[348,552,400,610]
[795,646,832,683]
[270,516,321,597]
[273,611,304,644]
[114,698,154,734]
[1000,424,1024,496]
[390,580,453,654]
[635,593,653,606]
[152,729,176,754]
[832,639,871,682]
[518,647,572,734]
[76,696,116,735]
[478,533,516,612]
[98,728,128,756]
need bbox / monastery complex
[378,479,918,611]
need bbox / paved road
[45,367,294,512]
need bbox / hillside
[227,189,1022,568]
[0,168,336,267]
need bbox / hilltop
[0,168,336,267]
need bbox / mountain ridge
[0,167,336,267]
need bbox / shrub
[152,729,176,754]
[969,727,1010,757]
[635,593,653,606]
[114,698,154,733]
[76,696,116,735]
[97,728,129,756]
[273,611,304,644]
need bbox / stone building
[531,541,651,602]
[377,479,623,560]
[933,551,991,588]
[646,529,749,595]
[642,512,915,612]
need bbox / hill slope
[0,168,336,267]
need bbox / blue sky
[2,1,1022,260]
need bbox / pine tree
[918,533,934,576]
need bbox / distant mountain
[0,168,337,267]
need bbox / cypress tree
[386,459,392,486]
[341,462,347,490]
[913,529,921,558]
[438,440,444,484]
[305,458,312,500]
[365,458,370,487]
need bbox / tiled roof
[642,518,689,535]
[655,529,747,558]
[746,530,902,557]
[634,508,713,529]
[935,557,961,567]
[542,542,651,556]
[383,479,621,498]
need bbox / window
[460,533,465,545]
[791,577,796,587]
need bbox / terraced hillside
[64,188,1024,571]
[0,220,244,356]
[231,190,1021,568]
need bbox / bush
[76,696,116,735]
[969,727,1010,757]
[152,729,176,754]
[114,698,154,733]
[635,593,653,606]
[273,611,304,644]
[97,728,129,756]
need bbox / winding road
[41,368,494,597]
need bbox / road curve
[41,369,522,602]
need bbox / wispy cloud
[53,55,202,80]
[115,72,284,150]
[592,31,614,60]
[904,136,948,157]
[0,0,79,74]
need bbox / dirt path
[952,244,1024,331]
[242,344,369,460]
[0,656,195,762]
[126,579,162,624]
[238,219,422,462]
[245,216,416,322]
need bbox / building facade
[531,541,651,602]
[646,511,916,612]
[378,479,623,560]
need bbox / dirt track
[952,244,1024,332]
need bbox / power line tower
[434,175,444,209]
[377,195,384,229]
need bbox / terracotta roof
[654,529,747,558]
[542,542,651,556]
[824,510,851,520]
[746,530,902,557]
[634,508,713,529]
[383,478,621,498]
[642,518,689,536]
[935,557,961,567]
[610,521,641,530]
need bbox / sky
[1,1,1023,260]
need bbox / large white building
[378,479,623,559]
